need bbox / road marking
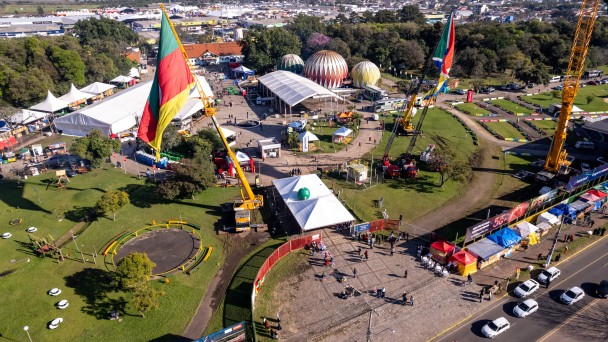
[537,299,599,342]
[427,235,607,342]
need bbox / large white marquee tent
[272,174,354,232]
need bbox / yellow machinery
[164,5,264,230]
[544,0,601,174]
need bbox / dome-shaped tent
[351,61,381,88]
[278,54,305,75]
[304,50,348,89]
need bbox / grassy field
[485,122,526,140]
[521,84,608,112]
[455,102,490,115]
[327,108,478,222]
[530,120,558,136]
[0,166,239,342]
[0,3,95,15]
[491,99,533,115]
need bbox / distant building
[183,42,244,65]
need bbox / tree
[326,38,351,59]
[161,125,183,152]
[70,130,121,167]
[399,5,427,25]
[586,95,594,104]
[391,40,424,70]
[287,14,326,43]
[37,6,44,16]
[131,285,165,318]
[240,28,301,74]
[195,128,224,150]
[306,32,331,53]
[96,190,130,220]
[48,46,86,85]
[434,145,472,186]
[157,152,216,200]
[287,131,299,149]
[115,252,155,290]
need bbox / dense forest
[242,7,608,85]
[0,18,139,109]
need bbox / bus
[373,98,407,112]
[362,85,388,101]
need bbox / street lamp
[24,325,32,342]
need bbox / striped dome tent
[351,61,381,88]
[303,50,348,89]
[277,54,305,75]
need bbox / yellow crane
[163,5,263,230]
[544,0,601,174]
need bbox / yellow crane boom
[162,4,263,216]
[544,0,601,173]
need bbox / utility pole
[545,215,565,267]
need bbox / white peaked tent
[9,109,47,125]
[110,75,134,83]
[297,130,319,142]
[173,98,204,122]
[515,221,539,238]
[80,82,116,96]
[218,126,237,146]
[235,151,251,163]
[55,81,152,136]
[58,84,94,105]
[190,76,215,99]
[129,67,140,79]
[30,91,69,113]
[272,174,355,231]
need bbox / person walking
[488,291,492,301]
[555,254,561,262]
[357,247,362,256]
[409,295,414,306]
[353,267,358,278]
[402,292,408,305]
[467,274,473,286]
[364,250,369,260]
[404,269,408,279]
[390,247,395,256]
[537,253,543,261]
[480,292,484,303]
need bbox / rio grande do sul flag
[137,10,194,160]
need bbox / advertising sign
[529,189,559,210]
[567,163,608,190]
[465,201,530,242]
[302,135,309,152]
[195,321,246,342]
[354,222,371,233]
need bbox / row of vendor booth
[428,187,608,276]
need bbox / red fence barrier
[251,232,322,309]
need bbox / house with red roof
[183,42,244,66]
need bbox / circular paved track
[115,228,198,274]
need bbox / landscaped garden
[455,102,490,116]
[521,84,608,112]
[0,167,238,341]
[484,121,526,140]
[526,119,558,136]
[490,99,534,115]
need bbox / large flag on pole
[426,13,455,99]
[138,9,195,160]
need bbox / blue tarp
[548,203,577,221]
[487,228,522,248]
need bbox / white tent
[30,91,69,113]
[9,109,47,125]
[55,81,152,136]
[232,65,253,73]
[58,84,94,105]
[190,75,215,99]
[272,174,355,231]
[298,131,319,142]
[110,75,133,83]
[218,126,237,146]
[515,221,539,238]
[333,126,353,137]
[235,151,251,163]
[536,212,560,226]
[173,98,204,122]
[129,67,140,79]
[80,82,116,96]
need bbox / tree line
[242,8,608,85]
[0,17,139,110]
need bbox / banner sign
[354,222,370,233]
[465,201,530,242]
[302,135,309,152]
[529,189,559,210]
[567,163,608,190]
[195,321,246,342]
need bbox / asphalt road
[434,236,608,342]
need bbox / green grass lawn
[522,84,608,112]
[455,102,490,115]
[485,122,526,140]
[530,120,558,136]
[0,167,238,341]
[307,122,355,154]
[491,99,533,115]
[329,108,478,222]
[1,4,95,15]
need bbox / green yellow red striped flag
[138,9,194,160]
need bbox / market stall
[569,200,592,220]
[514,221,540,246]
[258,138,281,158]
[549,203,576,223]
[580,189,607,210]
[347,163,368,182]
[449,250,477,276]
[332,126,353,143]
[466,238,504,269]
[536,211,560,226]
[429,240,455,264]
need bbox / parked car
[600,78,608,84]
[65,169,77,177]
[480,87,495,94]
[513,299,539,318]
[575,141,595,150]
[552,85,564,90]
[597,280,608,298]
[453,88,467,95]
[481,317,510,338]
[507,82,522,90]
[537,267,561,284]
[561,286,585,305]
[526,83,536,89]
[587,80,600,86]
[581,163,591,173]
[514,279,540,298]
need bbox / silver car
[537,267,561,284]
[482,317,510,338]
[513,299,539,318]
[514,279,540,298]
[561,286,585,305]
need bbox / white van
[549,76,562,83]
[575,141,594,149]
